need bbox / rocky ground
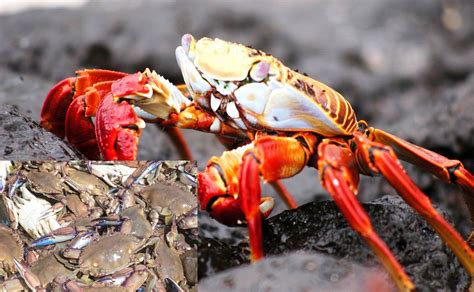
[0,0,473,290]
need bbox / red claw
[95,93,142,160]
[40,77,75,137]
[65,95,100,159]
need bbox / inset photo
[0,160,197,291]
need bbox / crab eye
[250,61,270,82]
[181,34,195,55]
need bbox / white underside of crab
[0,161,12,192]
[88,163,136,187]
[5,186,62,239]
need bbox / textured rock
[0,105,83,160]
[199,252,394,292]
[200,196,469,290]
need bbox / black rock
[0,105,83,160]
[199,196,469,291]
[263,196,469,291]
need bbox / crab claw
[64,94,100,158]
[13,258,42,290]
[40,77,76,137]
[95,70,190,160]
[30,226,80,248]
[95,92,144,160]
[198,169,275,226]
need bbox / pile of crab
[0,160,197,291]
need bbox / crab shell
[176,34,357,136]
[0,225,24,275]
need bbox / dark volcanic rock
[199,252,394,292]
[0,105,83,160]
[200,196,469,291]
[263,196,468,291]
[198,237,248,280]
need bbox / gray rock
[199,196,469,291]
[0,105,83,160]
[199,252,394,292]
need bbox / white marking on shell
[202,73,219,88]
[250,61,270,82]
[210,94,221,112]
[243,113,258,126]
[233,118,247,130]
[234,82,270,115]
[261,80,342,135]
[210,118,221,132]
[176,47,211,95]
[215,81,238,96]
[226,101,240,119]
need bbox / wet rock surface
[0,105,83,160]
[200,196,469,291]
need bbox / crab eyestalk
[95,69,191,160]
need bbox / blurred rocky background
[0,0,473,290]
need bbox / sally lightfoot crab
[41,34,474,290]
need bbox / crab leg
[369,127,474,191]
[217,135,299,209]
[368,127,474,219]
[199,134,315,261]
[317,141,414,291]
[162,127,193,160]
[353,133,474,276]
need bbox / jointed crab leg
[368,126,474,235]
[216,135,299,210]
[269,181,298,209]
[240,153,265,261]
[368,127,474,198]
[199,133,315,260]
[353,133,474,276]
[162,127,194,160]
[317,141,414,291]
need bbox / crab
[0,225,24,277]
[4,184,62,239]
[41,34,474,290]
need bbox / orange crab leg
[199,134,314,260]
[317,141,414,291]
[368,126,474,231]
[353,133,474,276]
[162,127,194,160]
[369,126,474,192]
[269,181,298,209]
[240,153,265,261]
[216,136,299,210]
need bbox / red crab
[41,34,474,291]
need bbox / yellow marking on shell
[185,35,357,136]
[284,70,358,135]
[193,37,269,81]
